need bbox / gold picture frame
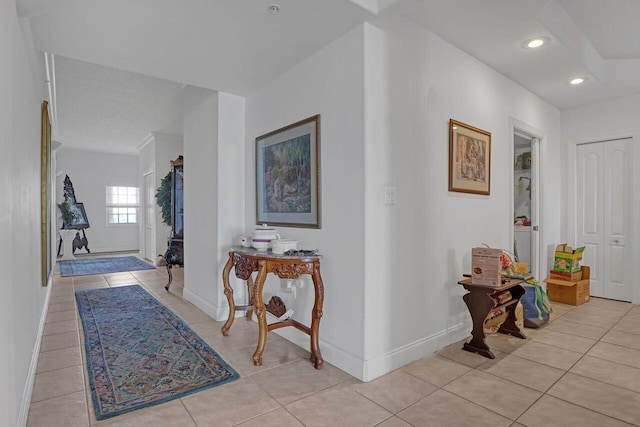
[41,101,52,287]
[255,115,321,228]
[449,119,491,195]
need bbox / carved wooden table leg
[253,261,268,366]
[221,253,236,336]
[462,289,498,359]
[245,275,255,321]
[310,261,324,369]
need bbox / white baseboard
[182,287,472,383]
[18,276,52,426]
[361,321,469,382]
[183,288,229,321]
[75,246,139,255]
[265,320,470,382]
[270,326,365,380]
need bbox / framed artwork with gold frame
[41,100,52,286]
[255,115,321,228]
[449,119,491,195]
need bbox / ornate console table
[458,278,526,359]
[221,248,324,369]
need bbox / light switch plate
[384,187,396,205]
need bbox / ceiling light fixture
[268,4,280,15]
[569,77,586,85]
[522,37,550,49]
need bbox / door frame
[509,118,545,281]
[568,131,639,304]
[142,169,156,262]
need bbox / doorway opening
[511,121,542,281]
[143,171,156,262]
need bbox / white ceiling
[53,56,184,154]
[18,0,640,154]
[407,0,640,110]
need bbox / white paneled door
[576,138,631,301]
[144,172,156,262]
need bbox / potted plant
[57,200,80,259]
[155,171,172,227]
[57,199,79,229]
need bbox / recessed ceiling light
[522,37,550,49]
[268,4,280,15]
[570,77,586,85]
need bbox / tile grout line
[72,288,93,427]
[513,303,635,425]
[178,398,199,426]
[35,268,639,426]
[424,303,631,424]
[399,357,526,423]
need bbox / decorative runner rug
[75,285,239,420]
[60,256,156,276]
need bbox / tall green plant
[155,171,172,226]
[57,199,79,226]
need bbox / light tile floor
[27,258,640,426]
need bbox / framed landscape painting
[63,202,91,230]
[255,115,321,228]
[449,119,491,195]
[41,101,52,287]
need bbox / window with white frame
[106,186,139,224]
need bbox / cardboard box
[544,266,590,305]
[549,269,582,281]
[472,247,502,287]
[553,244,585,273]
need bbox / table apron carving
[270,261,314,278]
[233,254,258,280]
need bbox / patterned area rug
[75,285,239,420]
[60,256,156,276]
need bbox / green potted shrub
[155,171,172,227]
[57,199,79,229]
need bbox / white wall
[216,92,246,303]
[246,19,562,381]
[246,25,367,377]
[56,148,139,253]
[562,94,640,141]
[183,87,220,316]
[361,20,562,380]
[182,87,245,320]
[0,2,50,424]
[561,95,640,304]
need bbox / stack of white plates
[272,239,298,254]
